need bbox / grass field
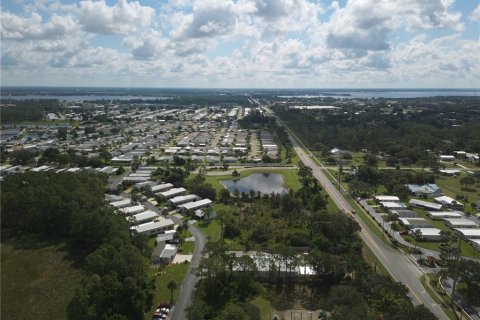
[146,262,190,319]
[180,241,195,254]
[1,236,84,320]
[420,274,456,320]
[196,219,222,243]
[250,296,273,320]
[435,174,480,209]
[203,167,301,194]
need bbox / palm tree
[167,279,178,303]
[413,229,423,249]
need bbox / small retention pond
[220,173,288,195]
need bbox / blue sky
[1,0,479,88]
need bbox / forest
[274,101,480,163]
[1,172,154,320]
[0,99,64,122]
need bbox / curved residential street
[144,202,206,320]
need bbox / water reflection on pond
[220,173,288,195]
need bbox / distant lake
[0,94,171,102]
[221,173,288,196]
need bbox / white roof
[179,198,213,210]
[135,219,175,233]
[110,199,131,208]
[380,201,407,208]
[445,219,478,227]
[150,183,174,192]
[409,199,443,210]
[427,211,464,217]
[435,196,462,206]
[156,230,176,242]
[120,205,145,215]
[131,210,158,222]
[375,195,400,202]
[412,228,442,236]
[455,228,480,236]
[169,194,199,203]
[160,244,177,258]
[159,187,186,197]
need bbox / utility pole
[450,235,462,315]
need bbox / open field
[146,262,190,319]
[1,236,84,320]
[204,167,301,193]
[435,174,480,210]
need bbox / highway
[269,109,450,320]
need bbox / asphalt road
[270,110,450,320]
[143,202,207,320]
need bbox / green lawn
[204,167,301,194]
[1,236,84,320]
[435,174,480,209]
[180,241,195,254]
[250,296,273,320]
[146,262,190,318]
[196,220,222,243]
[404,235,479,259]
[420,274,456,320]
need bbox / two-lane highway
[269,109,450,320]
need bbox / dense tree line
[1,172,154,319]
[274,103,480,161]
[1,99,64,122]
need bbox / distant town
[1,90,480,320]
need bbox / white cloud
[1,12,76,40]
[172,1,236,39]
[470,4,480,22]
[326,0,463,52]
[78,0,155,35]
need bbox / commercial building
[407,184,442,198]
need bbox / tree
[57,127,68,140]
[167,280,178,303]
[459,176,475,190]
[413,229,422,249]
[363,153,378,167]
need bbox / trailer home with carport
[132,219,175,237]
[178,198,213,214]
[409,199,443,211]
[128,210,159,225]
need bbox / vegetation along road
[144,202,206,320]
[268,107,451,320]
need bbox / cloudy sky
[1,0,479,88]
